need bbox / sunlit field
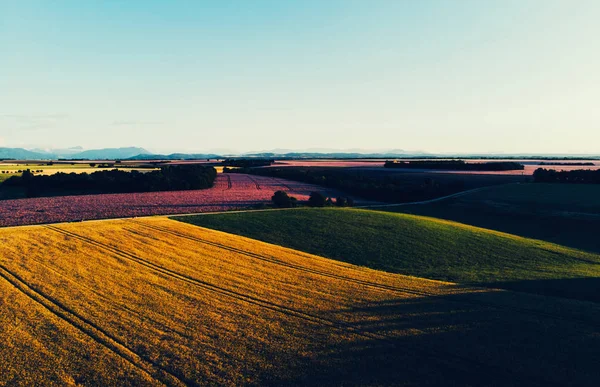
[0,163,156,176]
[1,217,599,385]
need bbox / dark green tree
[308,191,327,207]
[272,190,297,208]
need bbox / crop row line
[246,175,261,190]
[0,261,186,387]
[28,255,192,342]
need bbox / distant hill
[127,151,431,160]
[31,146,84,157]
[71,147,151,160]
[127,153,220,160]
[242,152,431,159]
[0,147,54,160]
[242,148,432,159]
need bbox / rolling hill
[175,207,600,302]
[1,217,599,385]
[373,183,600,253]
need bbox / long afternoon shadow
[479,277,600,304]
[260,289,600,386]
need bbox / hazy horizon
[2,1,599,153]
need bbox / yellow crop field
[1,218,599,386]
[0,163,157,177]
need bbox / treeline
[222,159,274,168]
[270,190,354,208]
[538,162,595,166]
[384,160,525,171]
[533,168,600,184]
[2,165,217,198]
[228,167,466,203]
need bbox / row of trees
[384,160,525,171]
[533,168,600,184]
[271,191,355,208]
[2,165,217,198]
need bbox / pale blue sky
[1,0,599,153]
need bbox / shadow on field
[396,205,600,254]
[261,291,600,387]
[481,277,600,303]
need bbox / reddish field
[0,174,362,227]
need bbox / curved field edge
[173,207,600,302]
[368,183,600,254]
[2,217,600,385]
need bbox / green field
[175,208,600,302]
[371,183,600,254]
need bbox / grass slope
[176,208,600,302]
[373,183,600,253]
[2,218,600,385]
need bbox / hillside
[374,183,600,253]
[1,217,600,385]
[0,147,53,160]
[176,208,600,302]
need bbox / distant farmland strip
[0,174,365,227]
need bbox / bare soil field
[1,217,599,385]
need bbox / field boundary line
[0,262,187,387]
[129,219,600,329]
[42,224,556,384]
[358,183,520,209]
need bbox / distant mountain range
[1,146,598,161]
[0,147,150,160]
[129,153,221,160]
[0,147,430,160]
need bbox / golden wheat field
[1,218,600,386]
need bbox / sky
[1,0,599,154]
